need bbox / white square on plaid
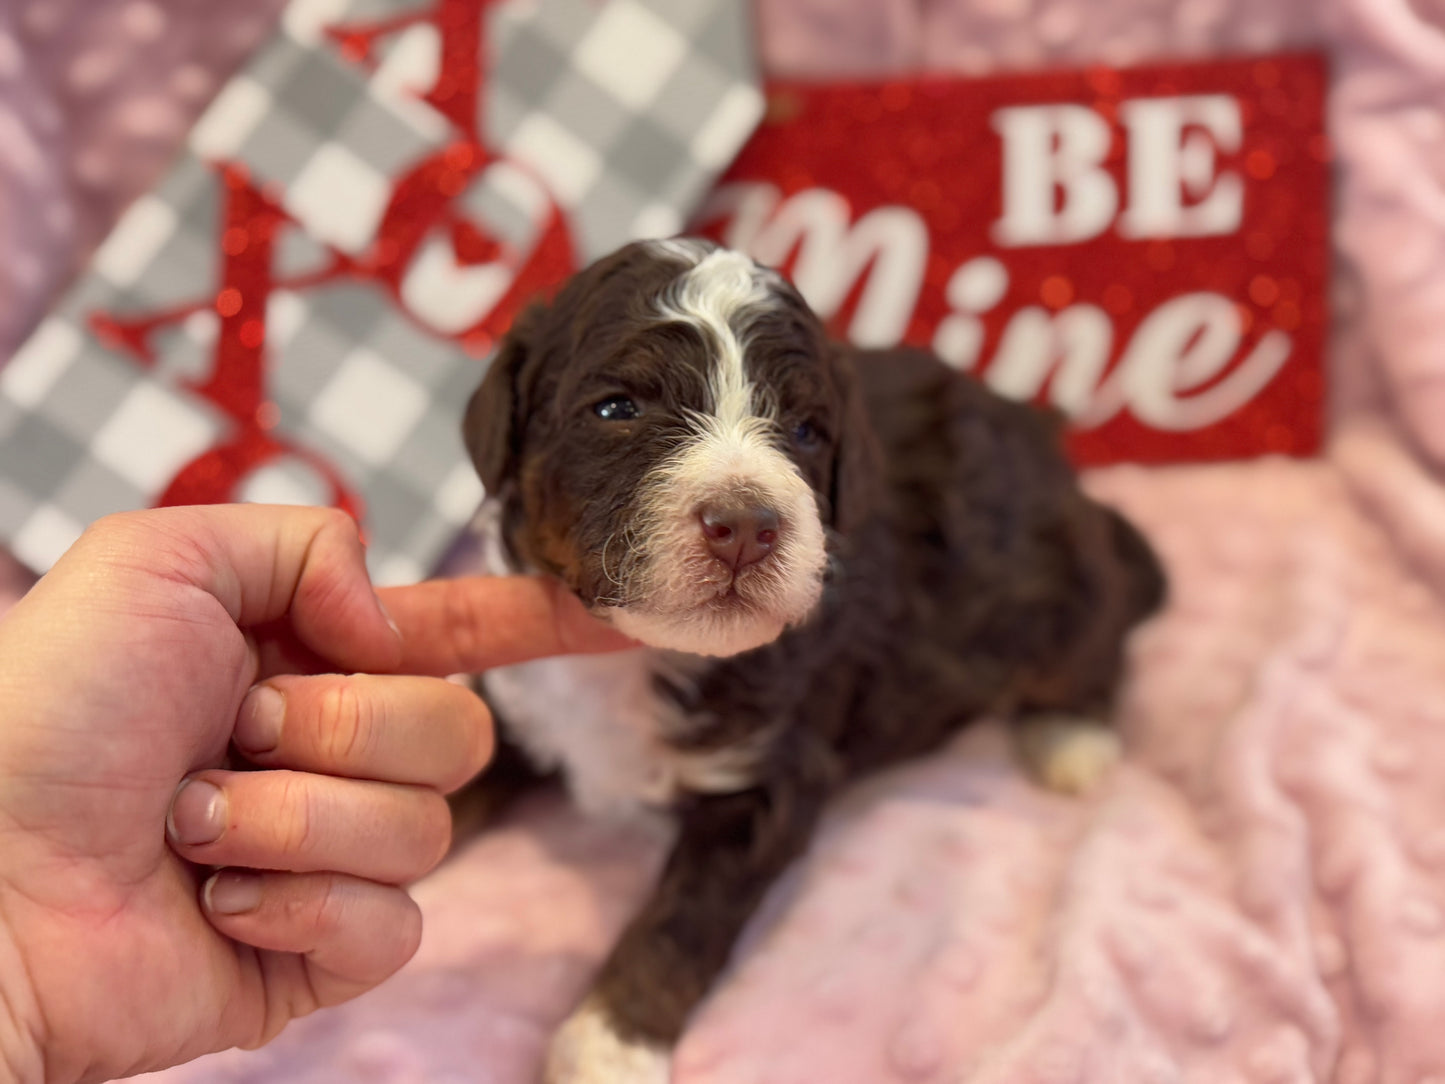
[400,235,513,336]
[282,0,352,47]
[308,348,428,466]
[368,23,450,143]
[486,159,554,224]
[92,384,221,492]
[631,202,683,240]
[189,76,274,160]
[573,0,688,110]
[238,457,331,506]
[505,113,602,208]
[1,318,81,409]
[93,195,179,288]
[285,142,390,255]
[373,552,425,588]
[693,83,766,169]
[434,459,484,524]
[11,504,84,574]
[267,291,309,349]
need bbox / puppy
[459,238,1165,1082]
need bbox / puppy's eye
[793,421,821,448]
[594,395,641,421]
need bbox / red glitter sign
[697,54,1330,465]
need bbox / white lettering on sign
[992,104,1118,247]
[992,94,1245,247]
[1118,95,1243,239]
[704,183,928,348]
[1084,293,1292,430]
[705,183,1293,434]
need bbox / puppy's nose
[699,504,781,570]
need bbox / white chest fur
[481,649,683,819]
[470,500,754,820]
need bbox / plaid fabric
[0,0,763,584]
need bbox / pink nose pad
[698,504,781,570]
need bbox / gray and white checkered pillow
[0,0,763,583]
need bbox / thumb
[67,505,403,673]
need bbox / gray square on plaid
[338,0,405,22]
[647,55,732,143]
[541,69,633,152]
[366,316,469,393]
[693,0,759,77]
[334,95,435,175]
[492,19,572,107]
[176,169,221,238]
[0,398,19,442]
[307,281,391,345]
[491,0,594,59]
[156,155,215,214]
[438,349,490,404]
[282,52,360,137]
[484,82,530,148]
[275,229,332,279]
[0,479,32,536]
[44,348,137,444]
[401,510,470,577]
[637,0,718,34]
[365,468,433,542]
[54,459,145,522]
[1,413,87,497]
[130,231,218,311]
[245,34,309,91]
[389,402,473,486]
[569,168,652,256]
[241,109,320,190]
[63,277,116,318]
[271,311,353,415]
[611,116,698,202]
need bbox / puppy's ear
[828,347,883,535]
[1101,504,1167,623]
[463,305,541,494]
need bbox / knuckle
[440,586,485,668]
[273,774,320,859]
[314,679,373,767]
[314,505,359,540]
[309,873,350,941]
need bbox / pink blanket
[7,1,1445,1080]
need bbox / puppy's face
[464,239,874,657]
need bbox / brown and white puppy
[460,238,1165,1082]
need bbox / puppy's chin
[601,597,815,658]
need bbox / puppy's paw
[544,997,671,1084]
[1014,716,1121,797]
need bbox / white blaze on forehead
[655,247,777,428]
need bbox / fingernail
[235,684,284,755]
[375,593,402,639]
[167,779,228,846]
[204,870,262,915]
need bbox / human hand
[0,505,630,1084]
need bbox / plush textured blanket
[6,1,1445,1080]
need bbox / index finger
[376,575,636,676]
